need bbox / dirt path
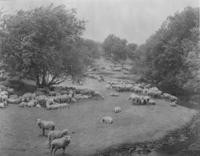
[0,79,197,156]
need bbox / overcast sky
[0,0,199,44]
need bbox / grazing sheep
[170,101,177,107]
[162,93,178,102]
[48,129,69,147]
[114,106,121,113]
[148,99,156,105]
[147,87,162,98]
[0,102,6,108]
[50,135,71,156]
[21,93,35,102]
[36,119,55,136]
[101,116,113,124]
[110,93,119,97]
[18,102,26,107]
[27,100,37,107]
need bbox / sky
[0,0,199,44]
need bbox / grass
[0,78,197,156]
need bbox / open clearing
[0,78,197,156]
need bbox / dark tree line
[134,7,199,95]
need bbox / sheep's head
[62,129,69,136]
[64,135,71,144]
[36,119,41,127]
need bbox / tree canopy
[135,7,199,95]
[103,34,137,64]
[0,4,86,87]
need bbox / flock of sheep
[0,85,104,110]
[36,119,72,156]
[106,80,178,106]
[0,71,179,156]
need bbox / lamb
[101,116,113,124]
[114,106,121,113]
[36,119,55,136]
[50,135,71,156]
[48,129,69,147]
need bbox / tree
[103,34,128,64]
[136,7,199,95]
[0,4,85,87]
[126,43,137,60]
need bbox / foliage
[0,4,86,87]
[126,43,137,60]
[103,34,128,64]
[135,7,199,95]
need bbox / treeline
[0,4,199,96]
[133,7,200,95]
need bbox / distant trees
[103,34,137,64]
[0,5,86,87]
[135,7,199,95]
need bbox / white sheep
[0,102,6,108]
[148,99,156,105]
[36,119,55,136]
[50,135,71,156]
[101,116,113,124]
[110,93,119,97]
[114,106,121,113]
[48,129,69,147]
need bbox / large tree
[137,7,199,94]
[0,4,86,87]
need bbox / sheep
[101,116,113,124]
[110,93,119,97]
[0,102,6,108]
[50,135,71,156]
[27,100,37,107]
[48,129,69,147]
[162,93,178,102]
[148,99,156,105]
[170,101,177,107]
[114,106,121,113]
[36,119,55,136]
[147,87,162,98]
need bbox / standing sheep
[114,106,121,113]
[48,129,69,147]
[36,119,55,136]
[50,135,71,156]
[101,116,113,124]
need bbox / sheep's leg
[42,128,45,136]
[50,145,54,156]
[53,147,58,156]
[62,147,66,154]
[48,138,51,148]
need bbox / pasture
[0,78,196,156]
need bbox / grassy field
[0,77,197,156]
